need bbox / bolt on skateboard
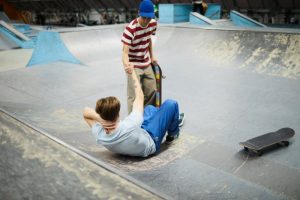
[239,128,295,156]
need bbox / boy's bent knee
[163,99,178,108]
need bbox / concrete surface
[0,49,32,71]
[0,111,165,200]
[0,24,300,199]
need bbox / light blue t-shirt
[92,110,156,157]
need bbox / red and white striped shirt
[121,18,157,68]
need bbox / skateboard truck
[240,128,295,156]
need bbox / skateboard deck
[151,63,164,107]
[240,127,295,156]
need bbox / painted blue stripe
[27,31,81,67]
[159,4,192,23]
[230,11,267,27]
[205,3,221,20]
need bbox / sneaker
[179,113,185,127]
[165,133,179,144]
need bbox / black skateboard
[239,128,295,156]
[151,63,164,107]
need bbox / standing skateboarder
[121,0,185,126]
[122,0,158,114]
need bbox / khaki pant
[127,66,156,113]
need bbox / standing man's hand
[151,58,158,66]
[149,38,158,66]
[124,62,134,74]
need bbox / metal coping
[47,22,300,35]
[159,23,300,34]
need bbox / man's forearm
[122,49,129,66]
[131,70,144,112]
[148,39,154,59]
[131,71,143,99]
[83,107,101,121]
[122,44,134,74]
[83,107,119,128]
[148,38,157,64]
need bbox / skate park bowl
[1,24,300,199]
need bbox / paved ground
[0,24,300,199]
[0,110,166,200]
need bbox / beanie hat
[139,0,155,18]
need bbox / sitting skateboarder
[83,69,184,157]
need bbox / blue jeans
[142,99,180,151]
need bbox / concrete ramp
[60,25,300,79]
[0,49,33,71]
[159,26,299,79]
[1,24,300,199]
[60,25,124,66]
[0,110,166,200]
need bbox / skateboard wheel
[255,150,263,156]
[282,141,289,146]
[257,152,263,156]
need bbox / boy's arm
[148,38,157,65]
[83,107,101,127]
[122,44,134,74]
[131,70,144,113]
